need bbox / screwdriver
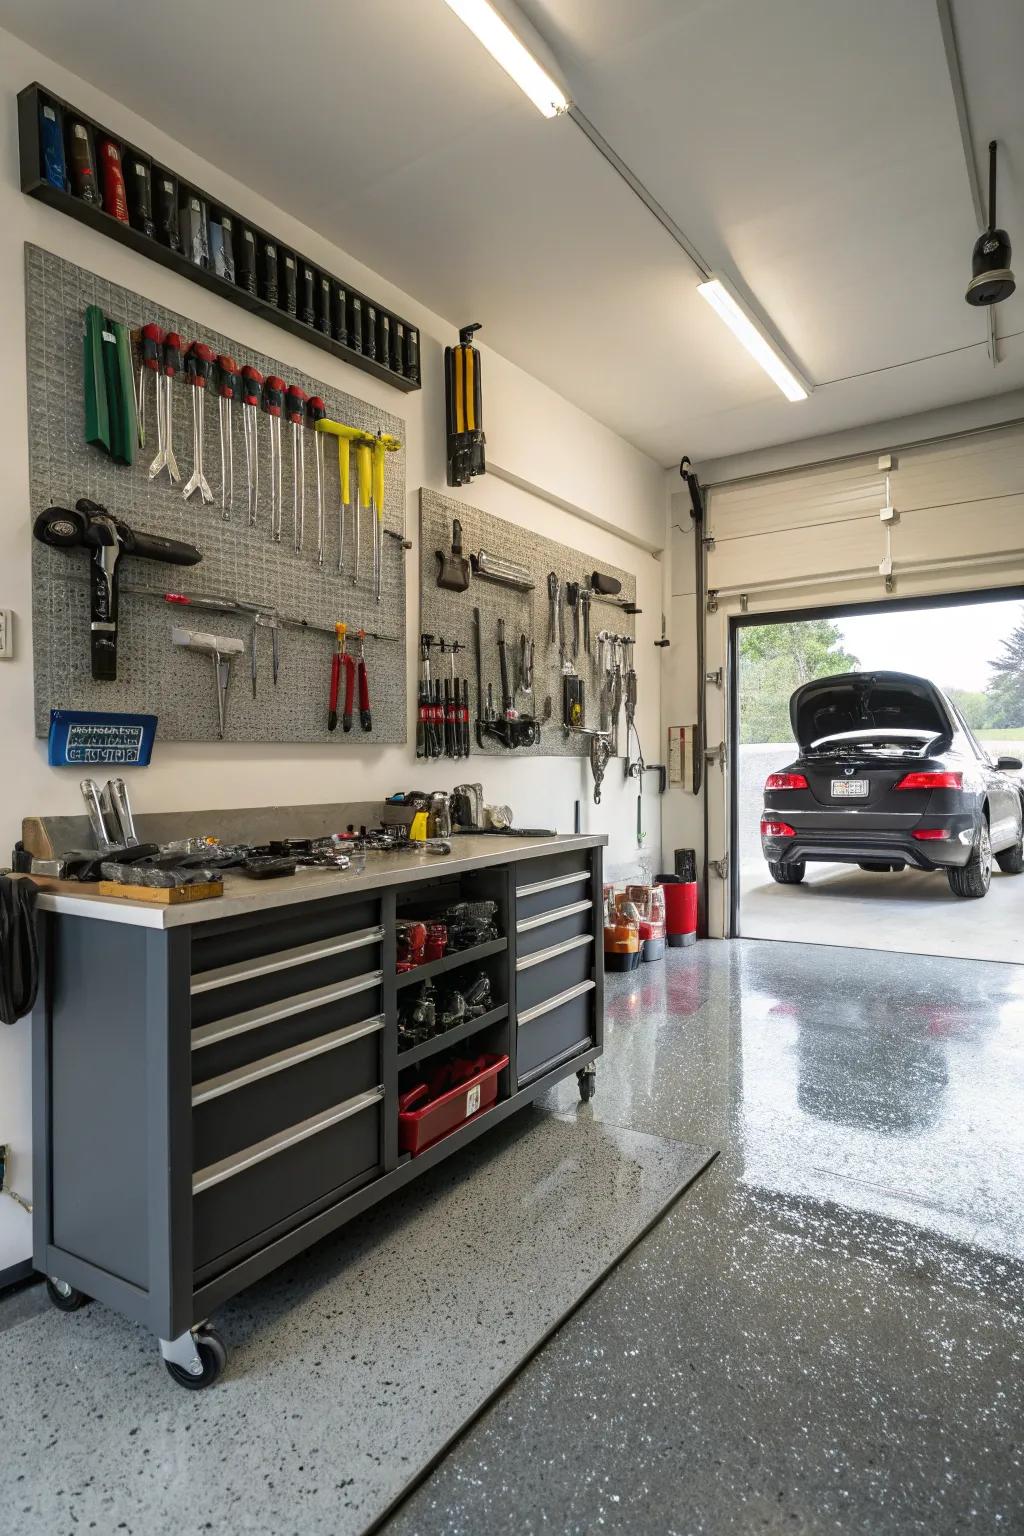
[215,355,239,519]
[285,384,307,554]
[182,342,215,504]
[356,631,372,731]
[305,396,326,566]
[137,322,163,451]
[240,365,263,526]
[355,439,372,586]
[261,376,285,540]
[328,621,352,734]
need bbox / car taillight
[895,771,963,791]
[912,828,951,840]
[765,772,808,790]
[761,818,796,838]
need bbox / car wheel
[858,861,897,872]
[768,860,805,885]
[947,821,992,899]
[995,826,1024,874]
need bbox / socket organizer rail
[19,83,420,393]
[31,832,605,1389]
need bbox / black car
[760,670,1024,898]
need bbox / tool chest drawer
[190,969,384,1081]
[516,980,596,1085]
[192,1089,384,1271]
[192,1015,384,1170]
[190,896,380,985]
[515,866,593,923]
[515,851,591,901]
[515,935,594,1017]
[516,898,594,958]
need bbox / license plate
[831,779,869,798]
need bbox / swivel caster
[161,1325,227,1390]
[45,1276,90,1312]
[577,1066,597,1103]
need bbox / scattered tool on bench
[328,621,354,734]
[33,500,201,681]
[215,354,238,519]
[261,375,285,541]
[285,383,307,553]
[436,519,471,592]
[182,341,215,504]
[305,396,327,566]
[240,365,263,526]
[171,626,244,738]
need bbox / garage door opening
[731,589,1024,962]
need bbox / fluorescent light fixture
[442,0,569,118]
[697,276,810,401]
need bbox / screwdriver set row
[19,82,420,393]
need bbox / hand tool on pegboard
[474,610,540,750]
[182,342,215,503]
[315,420,362,575]
[565,580,580,657]
[417,633,436,758]
[215,355,238,519]
[328,622,354,734]
[471,550,534,590]
[136,322,163,450]
[436,519,470,592]
[251,611,280,696]
[355,437,372,586]
[580,587,592,654]
[83,307,136,464]
[305,396,327,566]
[547,571,561,650]
[261,375,285,541]
[240,365,263,526]
[371,433,403,600]
[356,631,372,732]
[444,323,485,487]
[148,331,182,484]
[285,384,307,554]
[518,633,533,706]
[171,627,244,738]
[34,500,201,681]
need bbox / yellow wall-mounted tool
[444,322,485,487]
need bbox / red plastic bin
[398,1053,509,1156]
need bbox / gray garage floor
[387,940,1024,1534]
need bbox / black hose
[0,876,40,1024]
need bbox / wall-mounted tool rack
[18,82,421,394]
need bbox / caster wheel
[577,1069,596,1103]
[164,1327,227,1390]
[45,1277,90,1312]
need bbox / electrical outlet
[0,610,13,658]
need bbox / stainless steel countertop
[34,833,606,930]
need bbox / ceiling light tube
[697,276,810,401]
[442,0,570,118]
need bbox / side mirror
[996,755,1023,771]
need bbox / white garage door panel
[896,425,1024,512]
[707,515,879,590]
[708,458,882,541]
[894,495,1024,565]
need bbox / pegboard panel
[419,488,636,758]
[26,244,407,743]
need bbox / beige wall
[0,30,668,1270]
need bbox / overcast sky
[837,598,1023,693]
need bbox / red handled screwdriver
[285,384,307,554]
[305,395,326,566]
[215,354,239,518]
[182,341,215,504]
[240,365,263,526]
[261,375,285,540]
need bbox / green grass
[978,728,1024,740]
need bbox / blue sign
[48,710,158,767]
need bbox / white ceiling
[2,0,1021,465]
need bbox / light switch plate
[0,610,13,658]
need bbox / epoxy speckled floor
[386,940,1024,1535]
[0,1086,711,1534]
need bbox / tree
[739,620,860,743]
[945,688,991,730]
[986,609,1024,728]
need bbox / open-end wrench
[306,396,326,566]
[240,365,263,527]
[262,376,285,541]
[182,342,215,504]
[285,384,307,554]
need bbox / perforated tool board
[419,488,637,759]
[27,245,408,743]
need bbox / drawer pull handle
[516,899,593,934]
[516,934,594,972]
[193,1087,384,1194]
[517,978,596,1026]
[191,926,384,994]
[516,870,589,899]
[192,1015,385,1105]
[191,971,382,1052]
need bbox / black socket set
[20,83,421,392]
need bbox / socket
[0,610,12,658]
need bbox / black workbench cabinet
[32,844,603,1384]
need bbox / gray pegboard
[26,245,407,743]
[419,488,636,758]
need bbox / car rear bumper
[760,812,977,871]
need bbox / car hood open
[790,671,950,752]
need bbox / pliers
[328,621,355,733]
